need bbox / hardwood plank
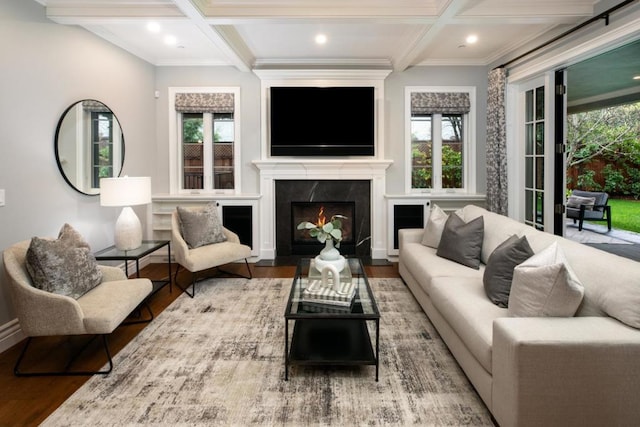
[0,262,399,426]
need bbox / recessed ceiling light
[634,75,640,80]
[315,34,327,45]
[466,34,478,44]
[146,22,161,33]
[164,35,177,46]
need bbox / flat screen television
[269,86,375,156]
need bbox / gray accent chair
[3,240,153,376]
[566,190,611,231]
[171,211,252,298]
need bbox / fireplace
[275,180,371,258]
[291,201,356,255]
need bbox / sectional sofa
[399,204,640,426]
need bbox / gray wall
[0,1,156,329]
[384,67,488,194]
[153,67,262,194]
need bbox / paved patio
[565,221,640,244]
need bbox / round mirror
[55,99,125,195]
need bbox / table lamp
[100,176,152,251]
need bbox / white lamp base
[114,206,142,251]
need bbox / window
[524,86,545,229]
[406,87,475,193]
[169,88,240,194]
[90,111,115,188]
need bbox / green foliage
[411,145,431,188]
[602,164,626,194]
[441,145,462,188]
[297,214,347,247]
[183,118,203,143]
[567,102,640,197]
[576,169,600,191]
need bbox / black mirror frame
[54,99,125,196]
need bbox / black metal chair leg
[14,335,113,377]
[173,264,196,298]
[123,302,154,325]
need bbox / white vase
[319,239,340,261]
[315,239,346,272]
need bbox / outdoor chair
[566,190,612,231]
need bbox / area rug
[42,278,493,426]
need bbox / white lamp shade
[100,176,151,207]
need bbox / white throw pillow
[508,242,584,317]
[421,204,449,248]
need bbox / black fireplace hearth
[275,180,371,257]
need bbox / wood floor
[0,262,399,427]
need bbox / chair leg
[14,335,113,377]
[122,302,154,325]
[173,265,196,298]
[218,259,252,280]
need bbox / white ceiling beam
[392,0,474,71]
[172,0,253,72]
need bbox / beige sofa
[399,204,640,427]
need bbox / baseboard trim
[0,318,25,354]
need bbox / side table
[94,240,172,295]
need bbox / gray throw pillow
[567,195,596,210]
[26,224,103,299]
[483,235,534,307]
[177,202,227,249]
[436,213,484,269]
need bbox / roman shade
[174,93,234,114]
[411,92,470,114]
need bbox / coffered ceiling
[36,0,602,71]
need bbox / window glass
[442,114,463,189]
[91,112,114,187]
[411,115,433,189]
[182,113,204,190]
[212,113,234,190]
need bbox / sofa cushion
[400,242,483,296]
[421,204,449,248]
[430,276,507,374]
[436,214,484,269]
[508,242,584,317]
[177,202,227,249]
[25,224,103,299]
[462,204,535,264]
[483,235,534,308]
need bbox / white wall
[0,0,156,347]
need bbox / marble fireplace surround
[253,160,392,260]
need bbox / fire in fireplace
[291,201,355,255]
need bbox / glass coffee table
[284,257,380,381]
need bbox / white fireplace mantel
[253,159,393,260]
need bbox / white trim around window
[404,86,476,195]
[168,86,241,195]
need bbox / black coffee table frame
[284,258,380,381]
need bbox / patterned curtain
[486,67,508,215]
[411,92,470,114]
[82,100,110,113]
[175,93,234,113]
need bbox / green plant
[576,169,600,191]
[297,212,347,247]
[602,164,627,194]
